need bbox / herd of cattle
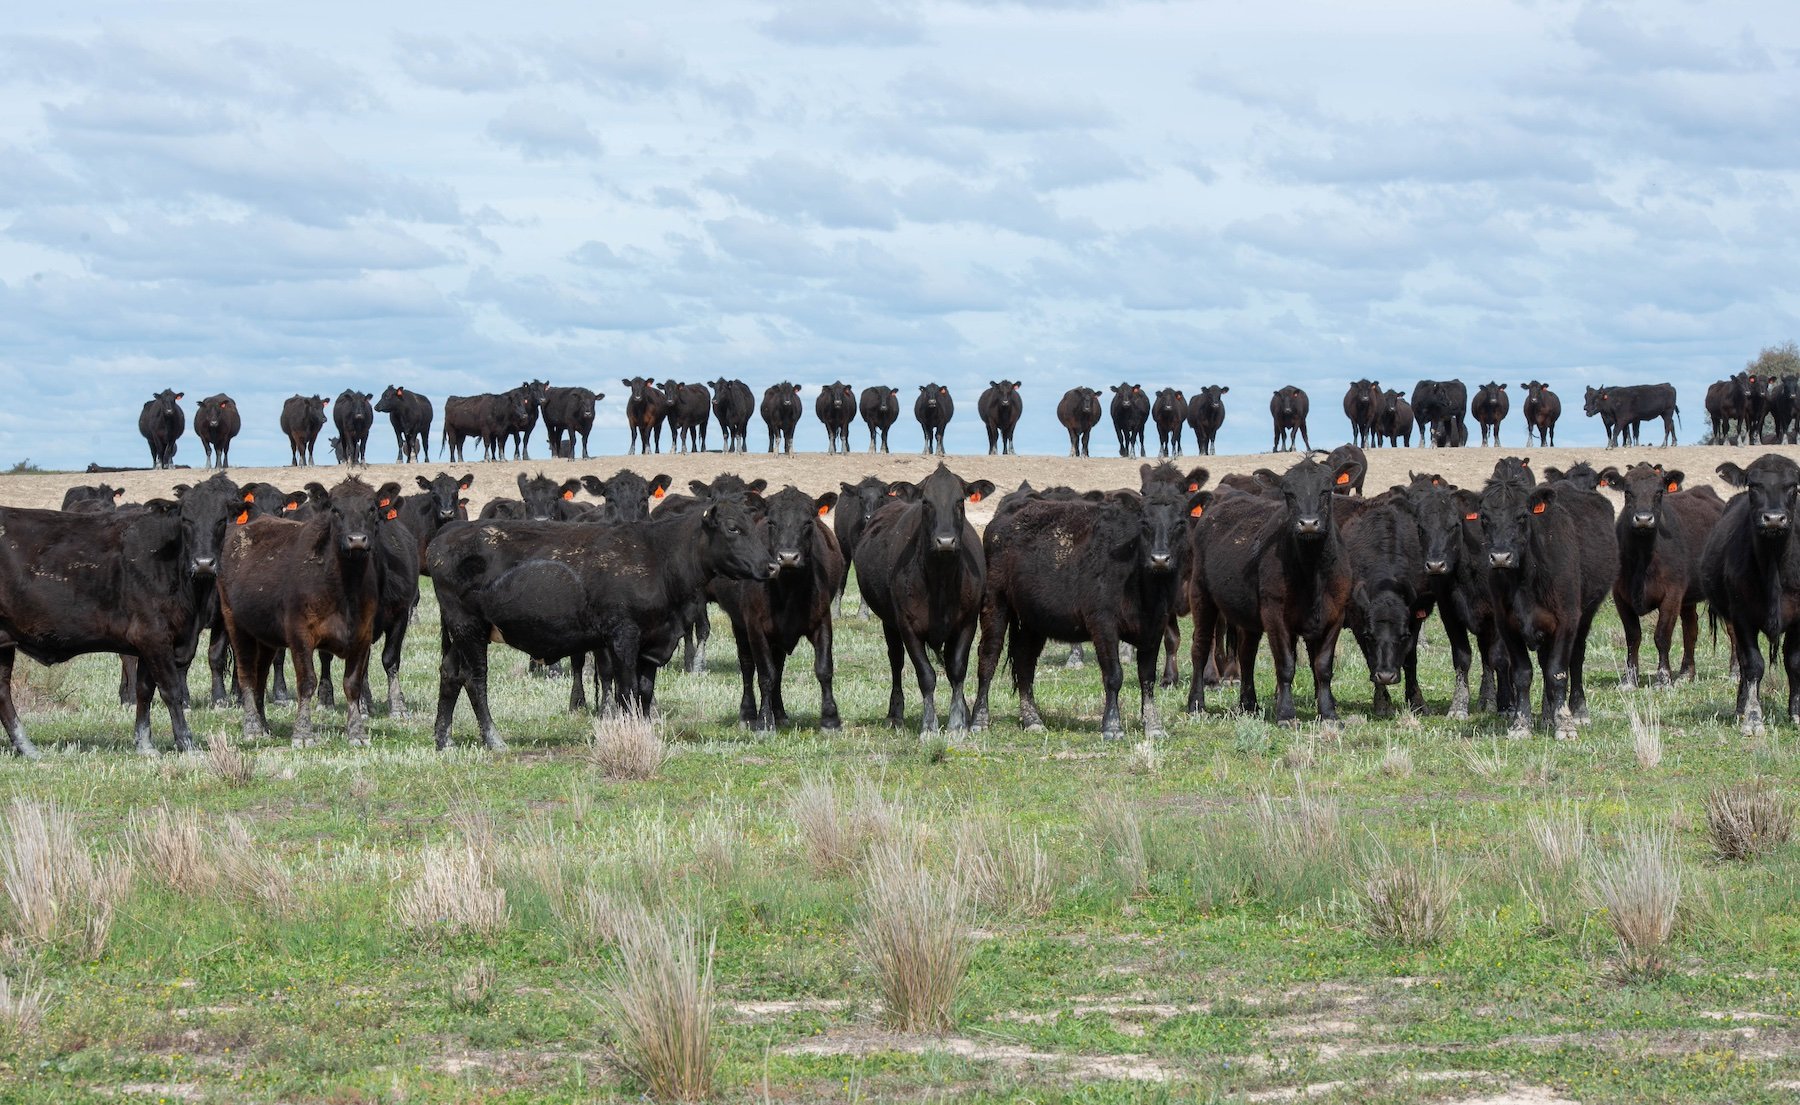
[6,441,1800,759]
[125,373,1788,471]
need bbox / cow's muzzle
[1760,511,1791,534]
[1489,550,1517,569]
[776,550,804,568]
[190,557,216,578]
[1632,512,1656,530]
[1424,558,1449,575]
[344,533,371,552]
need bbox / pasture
[0,447,1796,1104]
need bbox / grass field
[1,574,1798,1104]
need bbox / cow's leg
[1619,600,1643,689]
[685,604,710,675]
[945,621,977,733]
[118,656,136,707]
[814,621,839,730]
[1091,630,1126,739]
[1309,625,1341,722]
[1570,608,1599,721]
[234,636,269,740]
[1443,610,1473,718]
[1237,624,1264,715]
[271,647,292,704]
[1678,603,1700,681]
[568,651,589,712]
[1186,599,1215,713]
[752,627,779,732]
[729,623,757,722]
[1264,618,1301,724]
[881,623,907,728]
[900,630,940,734]
[1012,631,1049,732]
[1651,597,1679,687]
[769,648,793,726]
[317,652,337,708]
[1134,629,1166,739]
[0,648,41,759]
[342,649,370,747]
[1403,617,1426,713]
[972,592,1008,731]
[1160,619,1180,689]
[1783,629,1800,726]
[290,646,320,748]
[208,623,235,708]
[132,659,162,754]
[1504,636,1533,734]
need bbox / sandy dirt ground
[4,442,1798,522]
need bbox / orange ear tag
[653,487,665,499]
[969,491,982,503]
[1188,482,1200,491]
[242,491,256,503]
[1463,512,1478,521]
[1667,483,1679,493]
[235,510,249,524]
[1190,504,1205,517]
[1335,473,1350,485]
[1531,501,1546,515]
[283,502,298,512]
[378,498,390,507]
[561,490,574,500]
[385,509,398,520]
[817,505,830,516]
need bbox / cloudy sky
[2,0,1797,468]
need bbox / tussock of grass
[0,969,46,1048]
[1380,743,1413,778]
[0,798,132,958]
[214,817,295,915]
[205,731,257,786]
[1704,780,1794,861]
[1463,740,1508,780]
[857,839,972,1032]
[1630,703,1662,770]
[1588,824,1682,978]
[1357,832,1462,946]
[787,774,903,873]
[450,960,495,1013]
[1084,792,1148,896]
[588,709,669,780]
[685,804,742,885]
[395,844,509,938]
[598,906,718,1103]
[954,818,1055,918]
[130,803,215,895]
[1518,801,1592,938]
[1239,781,1347,911]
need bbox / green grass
[1,582,1799,1103]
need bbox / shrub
[598,906,718,1102]
[205,732,257,786]
[450,960,495,1014]
[588,710,669,781]
[1588,825,1682,977]
[1084,793,1147,896]
[787,775,902,873]
[1629,704,1662,770]
[130,803,216,895]
[1357,833,1462,946]
[0,969,46,1048]
[1704,780,1794,861]
[857,840,972,1032]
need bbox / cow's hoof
[15,743,41,762]
[135,742,157,758]
[1025,722,1047,734]
[484,736,509,753]
[819,717,842,731]
[1742,718,1766,738]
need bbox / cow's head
[1600,462,1679,534]
[415,472,473,523]
[1263,454,1358,543]
[918,383,948,412]
[1351,579,1414,687]
[1122,483,1199,576]
[150,389,182,416]
[1405,483,1470,577]
[888,463,993,556]
[1478,478,1555,571]
[988,380,1021,413]
[1490,456,1534,487]
[515,471,582,521]
[764,486,837,571]
[1719,455,1800,539]
[375,385,404,412]
[1139,462,1209,495]
[1583,386,1604,416]
[171,472,242,579]
[582,470,673,523]
[523,380,550,408]
[823,382,853,412]
[1347,379,1380,411]
[700,494,776,582]
[838,475,892,529]
[306,478,395,557]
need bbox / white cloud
[486,101,603,160]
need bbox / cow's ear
[559,479,582,501]
[304,482,330,505]
[1528,487,1556,516]
[415,475,433,491]
[594,393,605,402]
[814,491,838,516]
[516,472,531,495]
[1187,490,1213,518]
[1139,463,1155,483]
[1596,466,1622,488]
[1219,386,1229,394]
[144,498,180,515]
[622,378,633,387]
[581,475,606,496]
[283,492,308,512]
[1541,467,1563,483]
[920,385,929,393]
[112,487,125,500]
[650,474,673,497]
[965,479,996,504]
[1663,469,1685,492]
[887,481,919,502]
[841,481,860,496]
[989,380,999,388]
[1718,462,1749,487]
[1184,467,1210,492]
[688,480,712,498]
[458,474,474,490]
[171,483,191,499]
[1350,581,1370,613]
[1332,460,1363,492]
[1455,489,1481,520]
[376,481,402,506]
[1253,468,1282,489]
[746,478,768,494]
[1499,383,1507,390]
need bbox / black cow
[194,394,240,469]
[139,389,185,470]
[832,475,891,616]
[854,464,994,734]
[859,386,901,453]
[1597,463,1725,688]
[762,382,803,454]
[622,377,670,455]
[1702,455,1800,736]
[1151,388,1187,457]
[442,392,529,463]
[1343,380,1381,448]
[332,390,374,466]
[714,487,844,730]
[1058,387,1104,457]
[479,472,588,522]
[979,380,1023,456]
[219,477,396,747]
[313,480,421,720]
[1704,378,1740,446]
[375,385,433,463]
[1110,383,1149,458]
[0,475,241,756]
[279,395,327,466]
[660,381,710,454]
[1410,379,1468,448]
[1324,443,1368,496]
[816,382,856,455]
[543,386,604,459]
[1478,467,1617,734]
[1269,386,1311,452]
[503,380,548,460]
[61,484,125,512]
[1376,389,1414,447]
[1771,375,1800,445]
[1340,493,1430,717]
[1472,383,1508,446]
[1521,381,1560,446]
[427,496,775,746]
[1187,454,1362,722]
[709,378,754,453]
[1401,478,1504,718]
[1742,373,1773,445]
[1585,384,1679,447]
[973,482,1199,739]
[1187,385,1227,456]
[403,472,472,571]
[916,383,954,456]
[579,470,673,524]
[652,474,768,677]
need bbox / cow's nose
[1373,669,1399,686]
[1762,511,1791,531]
[1294,516,1322,536]
[438,508,457,520]
[344,533,370,552]
[1147,552,1173,570]
[1632,512,1656,529]
[1489,550,1516,569]
[777,550,803,567]
[1424,558,1449,575]
[933,534,959,551]
[190,556,216,577]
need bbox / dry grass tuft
[588,709,669,781]
[0,969,46,1048]
[1085,792,1148,896]
[130,803,216,895]
[450,960,496,1013]
[954,818,1055,918]
[1462,740,1508,780]
[1517,800,1591,938]
[685,805,742,885]
[205,731,257,786]
[1380,743,1413,779]
[213,817,295,915]
[787,775,903,873]
[0,798,132,958]
[597,905,718,1102]
[394,844,509,938]
[1630,703,1663,770]
[857,840,972,1032]
[1357,832,1462,945]
[1704,780,1794,861]
[1240,780,1346,910]
[1588,824,1683,977]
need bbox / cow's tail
[1674,403,1683,428]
